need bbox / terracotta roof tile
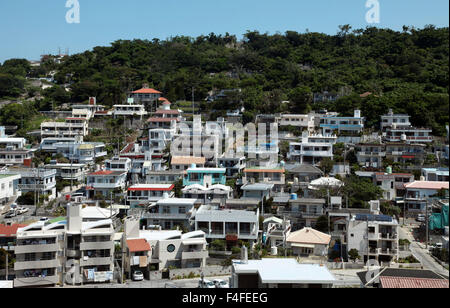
[127,239,151,252]
[380,276,449,288]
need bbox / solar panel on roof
[355,214,392,222]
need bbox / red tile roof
[127,239,151,253]
[154,110,180,115]
[0,224,27,237]
[132,88,162,94]
[380,276,449,288]
[147,117,180,122]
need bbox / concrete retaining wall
[169,265,231,280]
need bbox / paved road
[399,225,448,277]
[57,276,231,288]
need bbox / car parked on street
[198,279,216,288]
[213,278,229,288]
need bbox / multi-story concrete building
[218,155,246,177]
[0,174,21,207]
[122,217,208,275]
[183,167,226,186]
[319,110,364,135]
[193,204,260,244]
[373,172,415,200]
[421,168,449,182]
[356,143,385,168]
[3,168,57,200]
[13,204,115,287]
[277,113,315,132]
[142,197,197,230]
[105,157,132,173]
[52,141,107,165]
[129,86,162,112]
[385,142,426,165]
[287,133,336,165]
[380,109,412,131]
[385,126,433,144]
[347,214,399,263]
[43,163,88,182]
[126,184,175,207]
[41,118,89,138]
[242,164,285,190]
[182,184,232,204]
[112,104,147,118]
[86,170,127,198]
[403,181,449,216]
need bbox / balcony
[80,241,113,251]
[87,182,122,189]
[14,259,59,271]
[14,275,59,287]
[143,213,189,220]
[80,256,113,267]
[15,243,59,254]
[380,248,397,255]
[380,233,397,240]
[182,250,208,260]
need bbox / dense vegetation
[1,25,449,135]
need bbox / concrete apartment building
[126,184,175,207]
[347,214,399,264]
[421,168,449,182]
[0,134,33,167]
[142,197,197,230]
[218,154,246,177]
[385,126,433,144]
[40,118,89,138]
[86,170,127,198]
[356,143,385,168]
[43,162,88,182]
[0,174,21,206]
[287,134,335,165]
[122,217,208,277]
[192,204,260,244]
[277,113,315,132]
[13,204,115,287]
[4,168,57,200]
[380,109,412,131]
[129,86,162,112]
[404,181,449,216]
[319,110,364,135]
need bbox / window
[179,206,186,214]
[167,244,175,253]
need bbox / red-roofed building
[86,170,127,198]
[0,223,27,251]
[129,84,162,112]
[126,239,151,253]
[127,184,175,207]
[380,276,449,288]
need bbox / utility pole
[366,216,370,270]
[192,87,195,116]
[425,199,429,250]
[5,247,8,280]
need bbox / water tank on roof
[386,166,392,174]
[290,193,298,200]
[280,161,285,167]
[401,134,407,141]
[191,163,196,169]
[420,176,425,181]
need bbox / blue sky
[0,0,448,63]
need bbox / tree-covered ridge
[1,26,449,135]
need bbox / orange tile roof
[127,239,151,253]
[132,88,162,94]
[171,156,206,165]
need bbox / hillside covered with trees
[1,25,449,135]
